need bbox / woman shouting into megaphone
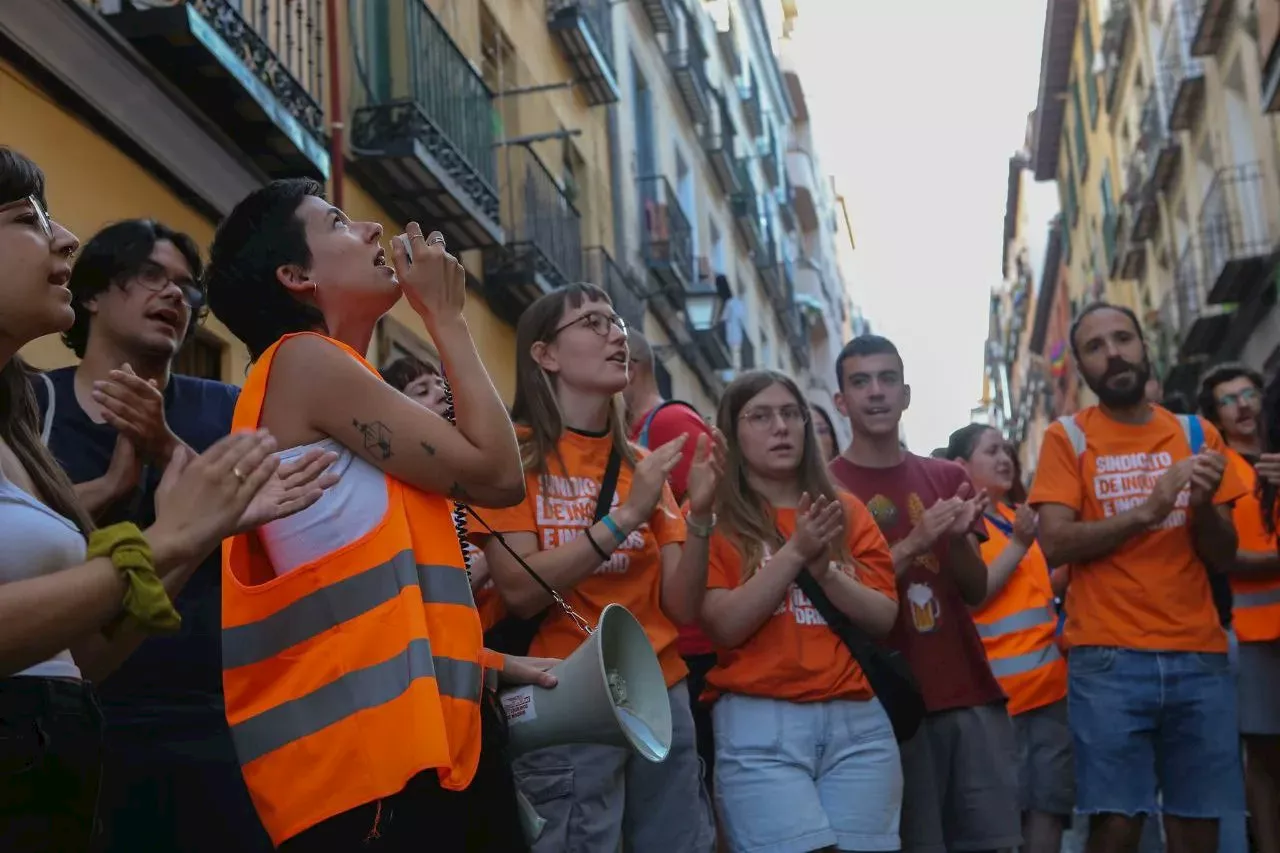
[473,284,725,853]
[204,179,560,852]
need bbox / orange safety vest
[1225,447,1280,643]
[972,504,1067,716]
[220,333,502,846]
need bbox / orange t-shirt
[1224,447,1280,643]
[704,492,898,703]
[1028,407,1247,653]
[473,429,688,687]
[975,503,1066,715]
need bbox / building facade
[1031,0,1280,413]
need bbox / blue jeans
[1068,645,1244,821]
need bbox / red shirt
[630,401,714,656]
[829,453,1007,713]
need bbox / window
[1101,162,1117,269]
[1072,78,1090,178]
[1083,9,1100,127]
[173,329,224,381]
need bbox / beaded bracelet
[87,522,181,638]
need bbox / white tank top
[257,438,388,575]
[0,473,85,680]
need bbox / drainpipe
[325,0,345,208]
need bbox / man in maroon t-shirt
[624,332,718,783]
[829,334,1021,853]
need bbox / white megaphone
[498,603,673,763]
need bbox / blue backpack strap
[1177,414,1205,455]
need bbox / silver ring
[426,234,445,246]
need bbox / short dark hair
[204,178,326,361]
[1068,301,1145,364]
[381,354,439,392]
[1198,362,1264,424]
[63,219,205,358]
[834,334,903,388]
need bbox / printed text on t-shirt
[535,478,644,574]
[1094,451,1189,529]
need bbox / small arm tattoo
[353,418,393,460]
[421,442,436,456]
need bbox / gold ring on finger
[232,467,246,483]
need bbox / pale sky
[786,0,1060,452]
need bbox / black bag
[483,446,623,655]
[793,568,926,742]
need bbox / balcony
[483,145,582,322]
[1103,0,1134,111]
[1174,239,1231,359]
[1102,206,1121,275]
[740,68,763,137]
[349,0,502,252]
[100,0,327,178]
[694,319,734,372]
[638,175,695,299]
[667,21,711,125]
[1191,0,1229,57]
[1201,162,1276,304]
[702,93,742,195]
[705,0,741,77]
[788,150,820,232]
[640,0,676,34]
[759,125,780,187]
[584,246,644,330]
[548,0,620,106]
[1139,88,1181,195]
[731,186,768,260]
[1113,202,1147,279]
[1159,0,1206,132]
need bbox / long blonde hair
[715,370,852,579]
[511,284,637,477]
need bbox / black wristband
[586,529,611,562]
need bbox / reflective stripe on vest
[221,333,488,846]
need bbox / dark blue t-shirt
[33,367,239,731]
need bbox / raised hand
[620,435,688,524]
[789,493,846,564]
[947,482,989,536]
[684,429,727,517]
[149,430,281,572]
[1188,451,1226,508]
[1143,458,1194,523]
[906,497,965,556]
[1011,504,1038,547]
[234,446,341,533]
[93,364,183,465]
[390,224,466,326]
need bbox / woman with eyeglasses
[0,149,298,852]
[475,284,724,853]
[696,369,902,853]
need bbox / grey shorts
[1013,698,1075,816]
[511,679,715,853]
[1238,638,1280,736]
[899,702,1023,853]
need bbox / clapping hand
[789,493,846,564]
[233,446,341,533]
[684,430,727,517]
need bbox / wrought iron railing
[1158,0,1204,126]
[1103,0,1132,107]
[584,246,644,330]
[349,0,499,199]
[549,0,613,65]
[637,175,694,284]
[498,145,582,285]
[1199,161,1272,281]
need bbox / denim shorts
[712,694,901,853]
[1068,645,1245,819]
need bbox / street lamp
[684,287,721,332]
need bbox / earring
[309,281,318,294]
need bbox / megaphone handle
[465,507,595,637]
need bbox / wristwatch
[685,512,716,538]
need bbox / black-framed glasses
[552,310,627,339]
[131,260,205,309]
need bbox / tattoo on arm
[421,442,436,456]
[353,418,393,460]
